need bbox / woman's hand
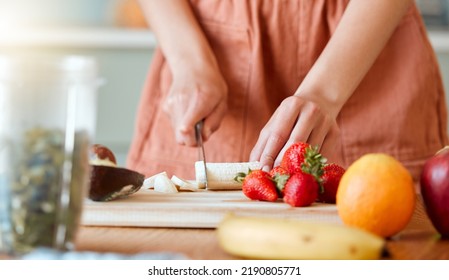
[163,64,228,146]
[250,95,338,170]
[251,0,412,170]
[139,0,229,146]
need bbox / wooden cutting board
[81,189,341,228]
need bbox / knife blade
[195,121,208,188]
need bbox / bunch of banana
[217,214,385,260]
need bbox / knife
[195,121,208,188]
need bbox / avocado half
[89,165,145,202]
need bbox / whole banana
[217,214,385,260]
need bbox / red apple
[420,147,449,238]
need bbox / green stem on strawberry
[301,146,327,194]
[272,173,290,194]
[234,171,249,183]
[234,168,263,184]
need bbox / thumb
[202,101,227,141]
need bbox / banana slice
[171,175,199,191]
[153,173,178,193]
[143,172,168,189]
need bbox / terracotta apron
[127,0,448,181]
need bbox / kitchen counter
[1,192,448,260]
[74,194,449,260]
[1,27,448,52]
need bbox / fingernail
[262,165,270,172]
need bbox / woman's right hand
[138,0,228,147]
[163,62,228,147]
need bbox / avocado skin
[89,165,144,201]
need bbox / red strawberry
[269,166,290,198]
[269,165,289,177]
[317,163,346,204]
[283,171,319,207]
[238,170,278,202]
[281,142,311,174]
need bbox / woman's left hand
[250,0,413,170]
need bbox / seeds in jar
[10,127,89,252]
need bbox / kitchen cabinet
[1,27,449,165]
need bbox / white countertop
[0,27,448,52]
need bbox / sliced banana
[195,161,262,189]
[171,175,198,191]
[153,173,178,193]
[142,171,168,189]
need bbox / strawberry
[269,166,290,198]
[280,142,311,174]
[269,165,289,177]
[236,170,278,202]
[318,163,346,204]
[283,171,319,207]
[278,144,327,207]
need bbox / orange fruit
[336,153,415,238]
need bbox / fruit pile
[236,142,345,207]
[218,148,449,260]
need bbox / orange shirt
[127,0,448,181]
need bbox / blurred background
[0,0,448,165]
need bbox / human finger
[162,91,195,146]
[319,124,344,165]
[258,131,290,171]
[255,98,303,169]
[202,100,227,141]
[260,97,314,167]
[306,116,332,150]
